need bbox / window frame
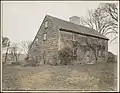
[43,33,47,41]
[98,50,101,57]
[45,20,48,29]
[35,38,39,46]
[86,50,90,57]
[73,33,76,41]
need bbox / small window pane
[44,34,47,40]
[35,38,38,46]
[98,51,101,56]
[45,21,48,28]
[73,33,76,41]
[87,51,90,57]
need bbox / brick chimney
[69,16,80,25]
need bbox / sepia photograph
[1,1,119,92]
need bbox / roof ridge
[47,15,98,31]
[47,15,91,28]
[46,15,109,40]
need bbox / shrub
[24,56,29,60]
[58,47,74,65]
[107,52,116,63]
[11,61,21,65]
[24,59,39,67]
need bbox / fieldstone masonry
[28,15,108,65]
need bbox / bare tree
[9,43,22,62]
[21,41,32,58]
[99,3,118,42]
[2,37,10,48]
[80,10,95,29]
[80,3,118,42]
[2,37,10,64]
[100,3,118,22]
[85,37,102,63]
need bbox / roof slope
[47,15,109,40]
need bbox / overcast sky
[2,1,118,55]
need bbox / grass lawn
[2,62,117,91]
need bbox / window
[86,51,90,62]
[102,46,105,50]
[73,48,77,56]
[43,33,47,40]
[45,21,48,28]
[86,50,90,57]
[35,38,38,46]
[73,33,76,41]
[101,46,105,57]
[98,50,101,57]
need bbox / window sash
[87,51,90,57]
[73,33,76,41]
[35,38,38,45]
[44,33,47,40]
[45,21,48,28]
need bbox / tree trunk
[4,47,9,64]
[95,57,98,63]
[94,49,98,63]
[15,55,18,62]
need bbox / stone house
[28,15,109,65]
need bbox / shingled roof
[47,15,109,40]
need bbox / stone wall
[59,30,108,64]
[29,16,59,65]
[29,16,108,65]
